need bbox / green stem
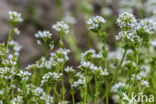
[44,40,48,59]
[98,31,107,70]
[94,76,98,104]
[128,39,143,96]
[53,87,56,104]
[59,33,64,48]
[99,48,127,104]
[4,25,13,58]
[103,40,107,69]
[72,93,75,104]
[106,81,109,104]
[84,74,88,104]
[84,85,87,104]
[5,82,10,103]
[70,84,75,104]
[53,84,60,103]
[61,67,65,101]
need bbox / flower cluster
[64,66,75,73]
[8,40,22,53]
[72,75,86,88]
[52,21,69,34]
[79,49,108,76]
[117,12,137,29]
[50,48,70,64]
[16,70,31,81]
[35,30,53,45]
[8,11,23,24]
[115,31,136,42]
[111,82,126,92]
[13,28,20,35]
[87,16,106,31]
[136,18,156,35]
[11,95,23,104]
[41,72,63,86]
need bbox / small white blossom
[35,30,52,39]
[33,87,44,96]
[72,75,86,88]
[8,40,22,52]
[65,66,75,73]
[8,11,23,23]
[117,12,137,29]
[52,21,69,34]
[87,16,106,30]
[0,89,3,95]
[41,72,62,86]
[136,18,156,35]
[13,28,20,35]
[11,95,23,104]
[111,82,126,92]
[115,31,136,42]
[17,70,31,81]
[141,80,150,87]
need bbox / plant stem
[99,48,127,104]
[4,25,13,58]
[53,88,56,104]
[72,93,75,104]
[44,40,48,59]
[53,84,60,104]
[84,74,88,104]
[61,67,65,101]
[84,85,87,104]
[94,76,98,104]
[128,39,143,96]
[106,81,109,104]
[70,84,75,104]
[59,33,64,48]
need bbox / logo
[122,92,154,103]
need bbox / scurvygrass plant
[0,10,155,104]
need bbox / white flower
[79,61,91,68]
[141,80,150,87]
[136,18,156,35]
[131,71,148,81]
[8,40,22,52]
[100,70,109,76]
[41,72,62,86]
[72,75,86,87]
[8,11,23,23]
[50,48,70,63]
[115,31,136,42]
[40,95,53,104]
[35,30,52,39]
[52,21,69,34]
[0,89,3,95]
[64,66,75,73]
[11,95,23,104]
[17,70,31,81]
[13,28,20,35]
[117,12,137,29]
[33,87,44,96]
[111,82,126,92]
[87,16,106,30]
